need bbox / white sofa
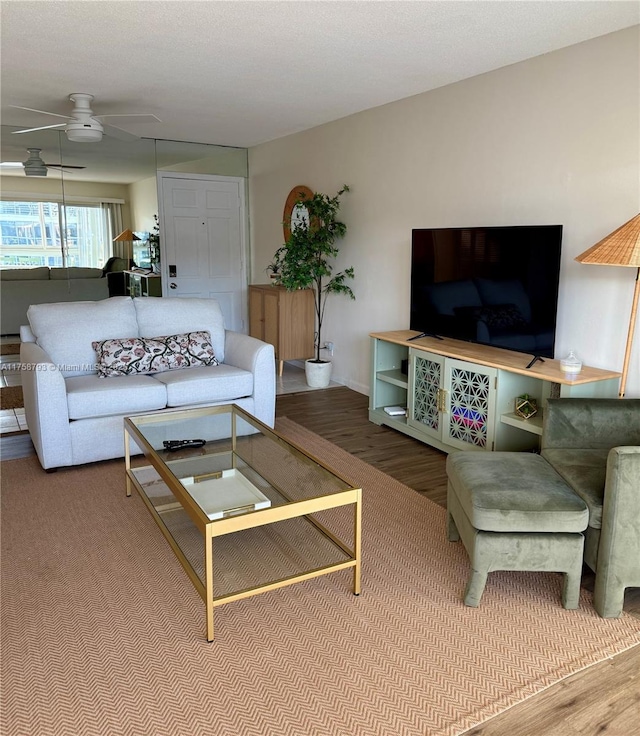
[20,296,275,470]
[1,267,109,335]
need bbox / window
[0,200,110,269]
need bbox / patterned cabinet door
[441,358,497,451]
[407,349,446,442]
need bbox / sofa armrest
[20,341,72,469]
[223,331,275,427]
[20,325,36,342]
[601,447,640,549]
[593,446,640,616]
[542,399,640,451]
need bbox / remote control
[163,439,206,452]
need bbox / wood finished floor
[277,386,640,736]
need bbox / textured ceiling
[1,1,638,151]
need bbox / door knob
[170,282,177,289]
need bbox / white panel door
[159,173,247,332]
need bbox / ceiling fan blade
[45,164,86,170]
[47,166,85,174]
[12,123,66,134]
[96,114,161,124]
[102,123,139,142]
[9,104,71,120]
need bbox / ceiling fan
[9,93,161,143]
[0,148,87,177]
[24,148,85,176]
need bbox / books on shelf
[383,405,406,417]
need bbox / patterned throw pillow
[454,303,527,329]
[92,331,218,378]
[475,304,527,329]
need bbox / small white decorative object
[560,350,583,378]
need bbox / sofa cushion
[0,267,50,281]
[133,297,226,363]
[475,303,527,328]
[474,278,532,322]
[541,448,609,529]
[27,297,139,378]
[50,267,104,280]
[542,399,640,450]
[447,452,588,533]
[92,331,218,377]
[454,303,527,329]
[426,279,482,316]
[65,374,167,420]
[152,364,253,407]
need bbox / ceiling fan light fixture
[10,93,160,143]
[65,121,103,143]
[24,164,48,177]
[22,148,48,176]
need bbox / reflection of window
[0,200,109,268]
[133,231,151,269]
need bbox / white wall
[249,27,640,397]
[128,175,158,233]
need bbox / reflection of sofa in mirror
[0,267,109,335]
[419,277,554,354]
[103,257,135,297]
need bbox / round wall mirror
[283,185,313,241]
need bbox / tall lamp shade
[113,228,140,263]
[575,213,640,398]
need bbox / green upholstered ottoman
[446,453,589,609]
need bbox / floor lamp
[575,213,640,398]
[113,229,141,268]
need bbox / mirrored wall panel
[1,127,247,274]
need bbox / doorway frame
[157,170,249,332]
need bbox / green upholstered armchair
[541,398,640,617]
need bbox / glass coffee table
[124,404,362,641]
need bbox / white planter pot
[305,359,332,388]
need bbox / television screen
[410,225,563,359]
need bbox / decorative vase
[305,359,332,388]
[560,350,582,378]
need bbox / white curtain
[101,202,124,259]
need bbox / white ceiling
[1,1,638,151]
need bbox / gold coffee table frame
[124,405,362,642]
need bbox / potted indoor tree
[148,214,161,274]
[271,185,354,387]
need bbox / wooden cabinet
[125,271,162,297]
[249,284,315,375]
[369,331,621,454]
[408,349,499,451]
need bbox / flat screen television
[410,225,563,359]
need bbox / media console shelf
[369,330,621,454]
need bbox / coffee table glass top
[127,405,354,511]
[124,405,361,608]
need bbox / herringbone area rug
[2,418,639,736]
